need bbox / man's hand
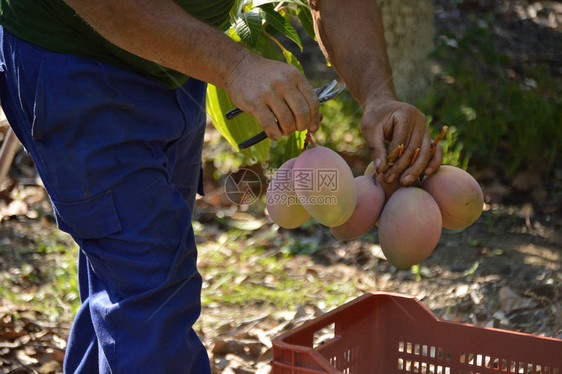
[225,54,320,141]
[62,0,321,141]
[308,0,443,184]
[361,98,443,185]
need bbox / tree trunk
[378,0,435,104]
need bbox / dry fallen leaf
[498,286,537,313]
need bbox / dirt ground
[0,185,561,373]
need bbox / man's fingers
[297,79,320,130]
[399,134,433,185]
[382,113,414,182]
[268,97,296,136]
[385,112,413,159]
[425,143,444,175]
[298,78,320,109]
[361,119,387,174]
[386,122,425,182]
[284,88,312,132]
[255,109,282,140]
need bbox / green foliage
[296,6,315,40]
[259,4,303,51]
[310,92,368,157]
[206,85,270,161]
[206,0,316,166]
[0,233,79,321]
[426,122,468,169]
[234,10,263,49]
[417,16,562,175]
[197,227,359,309]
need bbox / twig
[302,131,314,151]
[12,356,40,374]
[381,144,404,173]
[410,148,421,167]
[431,125,449,154]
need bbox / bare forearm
[63,0,254,89]
[309,0,397,105]
[310,0,442,183]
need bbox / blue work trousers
[0,28,212,374]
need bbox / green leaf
[234,10,263,49]
[259,5,303,51]
[282,131,307,162]
[226,26,242,43]
[279,48,306,162]
[206,85,270,161]
[463,261,479,277]
[297,6,316,40]
[282,48,304,74]
[253,0,308,7]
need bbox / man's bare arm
[310,0,442,184]
[63,0,320,139]
[309,0,395,105]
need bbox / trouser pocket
[52,191,121,239]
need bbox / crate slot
[342,348,351,365]
[501,358,509,370]
[313,322,335,348]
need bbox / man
[0,0,442,372]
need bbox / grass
[0,229,79,322]
[196,224,361,311]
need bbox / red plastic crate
[272,292,562,374]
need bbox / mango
[331,175,385,240]
[294,146,356,227]
[364,161,402,200]
[266,158,311,229]
[421,165,483,230]
[378,187,442,269]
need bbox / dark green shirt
[0,0,235,88]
